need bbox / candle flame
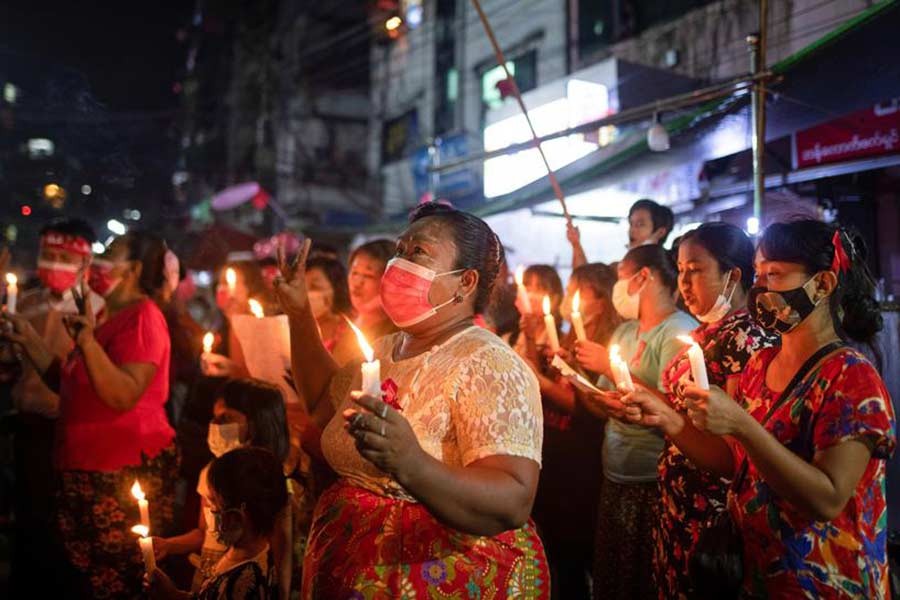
[677,335,697,346]
[225,268,236,289]
[346,318,374,363]
[248,299,264,318]
[131,524,149,538]
[131,480,146,501]
[5,273,16,286]
[202,332,214,354]
[542,295,552,316]
[572,290,581,314]
[514,265,526,286]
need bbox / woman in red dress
[5,231,177,599]
[628,219,895,598]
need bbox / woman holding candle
[147,447,288,600]
[274,202,548,597]
[620,223,779,599]
[2,231,177,599]
[626,220,895,599]
[573,244,696,600]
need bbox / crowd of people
[0,197,894,599]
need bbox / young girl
[148,447,289,599]
[153,379,294,598]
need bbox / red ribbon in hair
[831,230,851,274]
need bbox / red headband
[41,232,92,257]
[831,230,851,274]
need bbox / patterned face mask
[747,275,822,334]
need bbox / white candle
[5,273,17,314]
[514,265,532,314]
[131,525,156,575]
[225,268,237,297]
[202,332,214,355]
[131,480,150,530]
[347,319,382,398]
[571,290,587,341]
[609,344,635,392]
[248,298,264,319]
[678,335,709,390]
[542,295,560,352]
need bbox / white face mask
[696,276,738,324]
[207,422,243,458]
[612,272,645,320]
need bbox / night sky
[1,2,193,259]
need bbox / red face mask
[88,259,123,298]
[37,260,81,294]
[215,287,231,311]
[379,258,464,328]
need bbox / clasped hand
[344,391,424,481]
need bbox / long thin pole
[469,0,572,224]
[749,0,769,226]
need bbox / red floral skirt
[302,481,550,599]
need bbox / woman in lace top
[273,202,549,599]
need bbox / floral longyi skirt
[302,481,550,599]
[56,446,179,599]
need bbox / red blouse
[58,299,174,472]
[730,346,895,599]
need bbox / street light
[107,219,126,235]
[385,16,402,31]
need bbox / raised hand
[273,237,312,318]
[62,282,96,348]
[566,221,581,247]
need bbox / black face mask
[747,276,821,334]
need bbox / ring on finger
[380,423,386,437]
[378,403,388,419]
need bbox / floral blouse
[654,310,778,599]
[321,326,543,500]
[731,346,896,599]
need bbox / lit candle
[131,480,150,530]
[542,295,560,352]
[131,525,156,576]
[609,344,635,392]
[5,273,17,314]
[225,268,237,297]
[514,265,532,314]
[571,290,587,341]
[202,332,214,355]
[678,335,709,390]
[248,298,264,319]
[347,319,381,398]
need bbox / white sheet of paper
[550,355,603,394]
[231,315,304,408]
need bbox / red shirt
[58,299,174,472]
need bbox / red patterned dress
[303,327,550,599]
[730,346,895,598]
[654,310,777,599]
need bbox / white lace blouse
[321,326,543,500]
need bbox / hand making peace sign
[273,237,312,318]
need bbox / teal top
[601,311,698,484]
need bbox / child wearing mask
[147,447,289,599]
[153,379,294,598]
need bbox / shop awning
[471,0,900,221]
